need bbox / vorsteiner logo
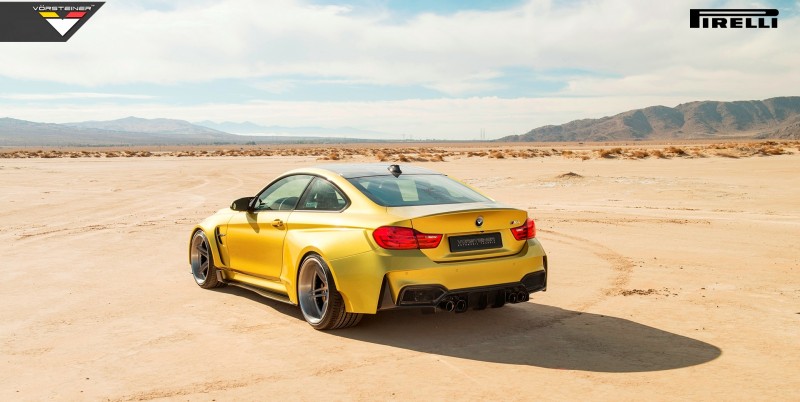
[690,9,779,29]
[38,8,91,36]
[0,2,104,42]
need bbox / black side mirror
[231,197,254,212]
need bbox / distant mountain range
[499,96,800,142]
[194,120,388,138]
[0,117,243,146]
[0,117,384,146]
[66,116,229,136]
[2,97,799,146]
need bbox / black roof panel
[315,163,443,179]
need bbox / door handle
[271,219,284,228]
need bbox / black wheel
[190,230,225,289]
[297,254,362,330]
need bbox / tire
[297,254,362,330]
[190,230,225,289]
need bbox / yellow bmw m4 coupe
[189,164,548,330]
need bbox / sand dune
[1,148,798,400]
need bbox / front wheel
[297,255,362,330]
[190,230,225,289]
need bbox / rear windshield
[348,175,491,207]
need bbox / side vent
[214,227,226,265]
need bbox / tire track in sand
[13,173,247,242]
[538,228,635,311]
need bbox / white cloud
[0,92,155,100]
[0,0,794,98]
[251,80,296,94]
[563,65,800,101]
[0,0,796,138]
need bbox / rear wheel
[297,255,362,330]
[190,230,225,289]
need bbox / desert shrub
[598,148,615,158]
[758,146,784,156]
[690,149,707,158]
[667,146,687,156]
[557,172,583,179]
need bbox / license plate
[448,232,503,252]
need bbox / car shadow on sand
[216,287,721,373]
[332,303,722,373]
[216,285,306,317]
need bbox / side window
[253,175,313,211]
[297,178,347,211]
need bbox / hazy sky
[1,0,798,139]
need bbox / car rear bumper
[330,238,547,314]
[379,269,547,312]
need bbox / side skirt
[216,270,295,305]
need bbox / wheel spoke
[298,259,334,325]
[191,233,218,287]
[313,270,328,310]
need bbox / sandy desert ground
[1,146,799,401]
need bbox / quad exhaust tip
[455,299,467,313]
[442,300,455,312]
[437,289,530,313]
[438,297,468,313]
[506,290,529,304]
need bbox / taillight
[373,226,442,250]
[415,232,443,248]
[511,218,536,240]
